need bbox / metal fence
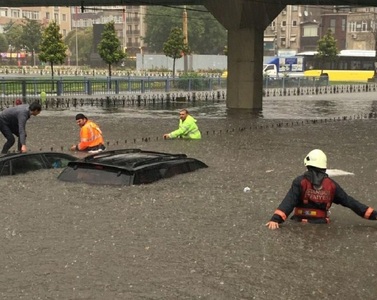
[0,76,227,101]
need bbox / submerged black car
[58,148,208,186]
[0,152,78,176]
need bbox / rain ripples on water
[1,92,377,299]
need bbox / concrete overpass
[4,0,377,110]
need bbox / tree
[20,18,43,66]
[163,27,190,78]
[97,21,126,78]
[3,21,23,63]
[0,34,8,52]
[316,29,338,75]
[39,21,67,80]
[144,6,226,54]
[64,27,93,65]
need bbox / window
[342,18,346,31]
[10,156,45,175]
[0,9,8,17]
[281,21,287,27]
[0,161,10,176]
[62,14,66,21]
[46,12,50,19]
[292,20,297,27]
[362,21,368,32]
[303,25,318,37]
[330,19,336,33]
[11,9,20,18]
[54,13,58,22]
[44,153,75,168]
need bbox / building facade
[72,6,146,58]
[264,5,377,55]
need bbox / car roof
[58,148,208,186]
[81,149,190,170]
[0,151,77,161]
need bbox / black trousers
[0,122,21,154]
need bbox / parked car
[58,148,208,186]
[0,152,78,176]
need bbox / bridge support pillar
[205,0,284,109]
[227,27,263,109]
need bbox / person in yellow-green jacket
[163,109,201,140]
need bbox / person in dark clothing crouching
[0,102,41,154]
[266,149,377,230]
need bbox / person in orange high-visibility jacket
[163,109,201,140]
[70,114,106,153]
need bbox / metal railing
[0,76,227,101]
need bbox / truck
[263,56,305,78]
[221,56,305,79]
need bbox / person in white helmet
[266,149,377,230]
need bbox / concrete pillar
[227,27,264,109]
[204,0,285,109]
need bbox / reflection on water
[40,92,377,120]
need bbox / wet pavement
[1,92,377,299]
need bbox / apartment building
[73,6,146,57]
[0,6,146,59]
[0,6,71,36]
[264,5,377,55]
[264,5,322,56]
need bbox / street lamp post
[183,6,188,73]
[75,6,79,67]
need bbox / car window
[58,165,133,186]
[0,161,10,176]
[133,167,162,184]
[43,153,76,168]
[11,155,45,175]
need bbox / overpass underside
[3,0,377,109]
[4,0,377,6]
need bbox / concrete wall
[135,54,275,71]
[136,54,227,71]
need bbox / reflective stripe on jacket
[169,115,201,139]
[78,120,104,150]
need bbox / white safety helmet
[304,149,327,169]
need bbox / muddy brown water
[1,93,377,299]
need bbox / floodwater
[1,92,377,299]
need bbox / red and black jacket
[270,169,377,224]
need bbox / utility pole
[123,7,127,54]
[183,5,188,72]
[374,7,377,79]
[75,6,78,67]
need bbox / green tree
[20,18,43,66]
[0,33,8,52]
[39,21,67,80]
[316,29,338,75]
[144,6,226,54]
[65,27,93,65]
[4,21,23,63]
[163,27,190,78]
[97,21,126,77]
